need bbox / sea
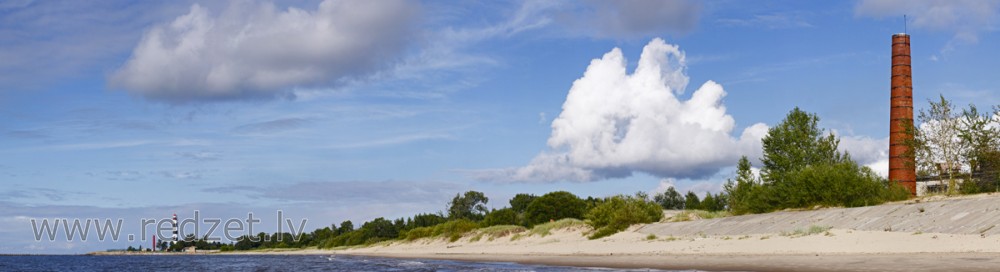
[0,255,688,271]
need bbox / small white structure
[916,178,964,196]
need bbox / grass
[529,218,588,237]
[472,225,527,242]
[670,210,732,222]
[646,234,657,240]
[780,225,833,238]
[402,219,480,242]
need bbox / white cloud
[837,134,890,177]
[855,0,1000,54]
[110,0,417,103]
[476,38,768,182]
[651,178,676,195]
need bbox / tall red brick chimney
[889,33,916,195]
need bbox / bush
[585,194,663,239]
[525,191,586,226]
[481,208,519,227]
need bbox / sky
[1,0,999,254]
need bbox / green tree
[958,103,1000,192]
[701,193,717,211]
[481,208,519,227]
[760,107,840,185]
[653,187,684,210]
[447,191,489,221]
[684,191,701,210]
[337,220,354,235]
[509,193,538,213]
[724,156,758,214]
[752,107,907,211]
[525,191,586,226]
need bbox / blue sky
[1,0,998,253]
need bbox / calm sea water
[0,255,685,271]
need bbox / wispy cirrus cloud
[231,117,311,136]
[717,12,814,29]
[326,133,455,149]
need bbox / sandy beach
[331,194,1000,271]
[93,194,1000,271]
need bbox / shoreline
[84,194,1000,271]
[336,252,1000,272]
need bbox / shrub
[585,194,663,239]
[481,208,519,227]
[525,191,586,226]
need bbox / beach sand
[335,194,1000,271]
[103,194,1000,271]
[336,227,1000,271]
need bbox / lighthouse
[171,213,178,245]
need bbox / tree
[684,191,701,210]
[916,95,965,194]
[524,191,586,226]
[653,187,684,210]
[753,107,906,211]
[760,107,840,185]
[337,220,354,235]
[481,208,519,227]
[724,156,758,214]
[509,193,537,213]
[409,213,446,229]
[447,191,489,221]
[958,103,1000,192]
[701,193,717,211]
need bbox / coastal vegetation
[169,103,997,252]
[720,107,911,214]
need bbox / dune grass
[469,225,527,242]
[528,218,589,237]
[670,210,732,222]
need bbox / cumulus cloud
[475,38,768,182]
[855,0,1000,53]
[110,0,417,103]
